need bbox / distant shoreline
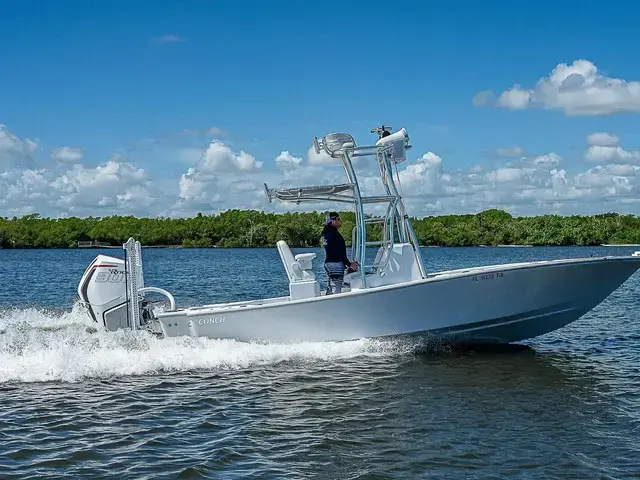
[601,244,640,247]
[2,209,640,249]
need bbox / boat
[77,125,640,344]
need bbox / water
[1,246,640,478]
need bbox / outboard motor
[78,238,176,333]
[78,254,133,331]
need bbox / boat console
[265,125,426,291]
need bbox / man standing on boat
[321,212,359,294]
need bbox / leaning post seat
[276,240,320,300]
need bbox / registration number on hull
[472,272,504,282]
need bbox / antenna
[370,125,393,139]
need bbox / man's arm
[339,235,351,267]
[341,236,359,271]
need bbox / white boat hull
[152,255,640,344]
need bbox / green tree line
[1,209,639,249]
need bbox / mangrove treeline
[1,209,639,249]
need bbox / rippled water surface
[1,246,640,479]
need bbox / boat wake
[0,302,431,384]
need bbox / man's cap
[325,211,340,224]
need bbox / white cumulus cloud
[0,124,38,170]
[1,161,155,217]
[3,123,640,219]
[476,59,640,116]
[584,133,640,164]
[307,145,339,166]
[275,151,303,170]
[172,140,266,214]
[400,151,443,185]
[196,140,263,173]
[51,146,83,164]
[495,147,525,158]
[586,133,619,147]
[497,87,532,110]
[531,153,561,167]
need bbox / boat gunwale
[154,254,640,319]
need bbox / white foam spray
[0,303,414,384]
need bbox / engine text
[95,269,126,283]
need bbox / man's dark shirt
[321,224,350,267]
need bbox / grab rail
[138,287,176,311]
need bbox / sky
[1,0,640,219]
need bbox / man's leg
[330,274,344,294]
[324,262,345,295]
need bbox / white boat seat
[276,240,316,282]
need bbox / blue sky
[1,0,639,218]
